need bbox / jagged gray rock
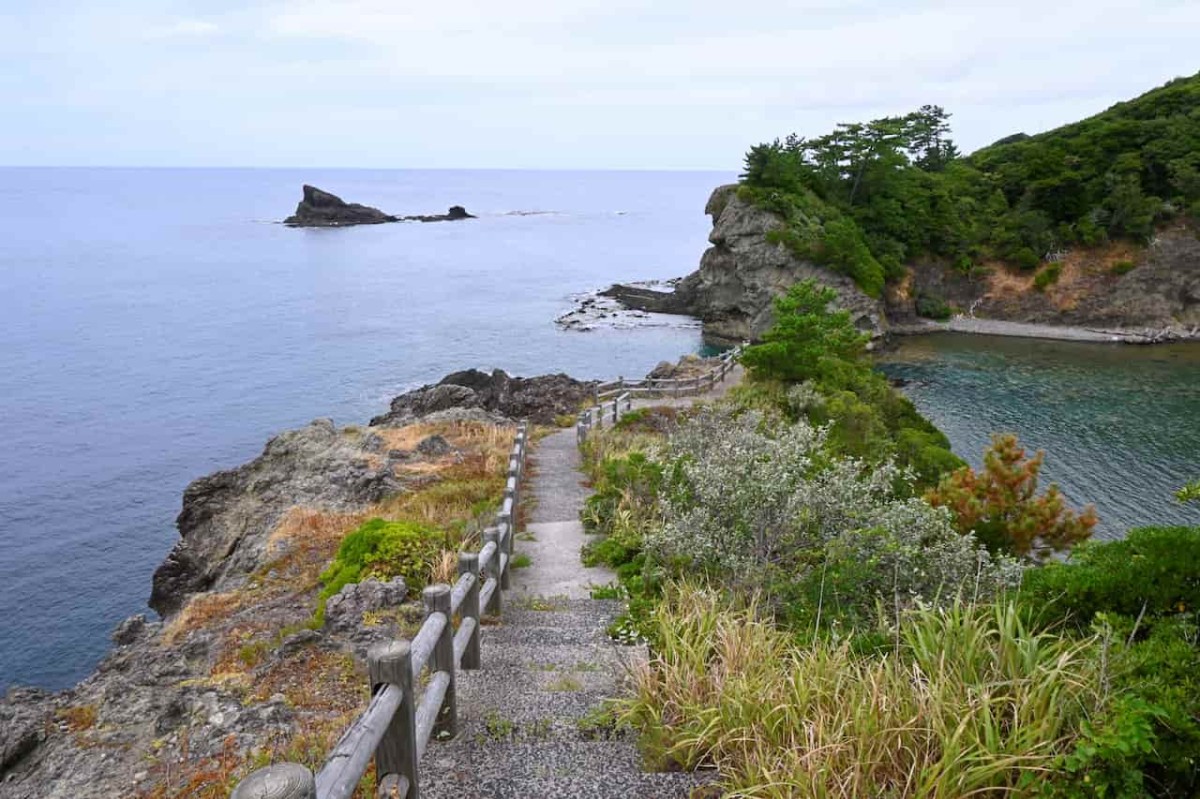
[323,577,409,633]
[150,419,403,618]
[370,370,597,427]
[604,184,888,343]
[283,185,399,227]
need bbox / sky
[2,0,1197,170]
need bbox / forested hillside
[740,72,1200,297]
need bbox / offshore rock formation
[284,185,399,226]
[370,369,598,428]
[606,184,888,343]
[283,186,476,227]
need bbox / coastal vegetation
[739,71,1200,297]
[583,285,1200,796]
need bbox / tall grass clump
[620,584,1100,798]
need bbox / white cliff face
[683,185,889,342]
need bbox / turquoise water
[0,168,729,691]
[879,334,1200,539]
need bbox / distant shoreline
[890,317,1200,345]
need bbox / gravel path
[420,378,739,798]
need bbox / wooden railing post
[484,527,503,616]
[231,763,316,799]
[423,585,457,740]
[458,552,481,669]
[369,641,418,799]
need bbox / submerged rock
[371,369,597,427]
[283,185,399,227]
[402,205,476,223]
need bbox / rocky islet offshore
[283,184,476,227]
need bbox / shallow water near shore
[0,167,729,692]
[879,333,1200,539]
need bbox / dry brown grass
[57,703,98,732]
[163,592,249,645]
[264,508,370,591]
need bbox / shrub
[1014,246,1042,271]
[651,408,1018,628]
[1020,526,1200,629]
[927,433,1097,560]
[915,291,953,319]
[1111,259,1137,275]
[318,518,444,604]
[1034,261,1063,291]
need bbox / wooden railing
[577,346,743,444]
[230,422,528,799]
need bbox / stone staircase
[420,599,709,799]
[419,427,713,799]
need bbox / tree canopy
[740,72,1200,294]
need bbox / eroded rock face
[370,370,598,427]
[603,185,887,343]
[150,419,402,617]
[891,224,1200,333]
[682,185,888,342]
[283,185,399,227]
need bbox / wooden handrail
[231,421,529,799]
[578,346,743,444]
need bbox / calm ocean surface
[0,168,729,691]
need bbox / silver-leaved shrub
[650,407,1020,623]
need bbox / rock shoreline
[0,367,600,799]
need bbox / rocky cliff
[605,184,888,343]
[605,185,1199,344]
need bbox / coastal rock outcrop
[283,186,477,227]
[370,369,598,427]
[150,419,402,617]
[283,185,399,227]
[605,184,888,343]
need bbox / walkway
[419,374,741,799]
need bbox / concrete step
[420,741,717,799]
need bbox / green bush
[318,518,444,605]
[1014,247,1042,271]
[1034,262,1063,291]
[915,291,952,320]
[1111,259,1137,275]
[1020,526,1200,630]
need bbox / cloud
[144,19,220,39]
